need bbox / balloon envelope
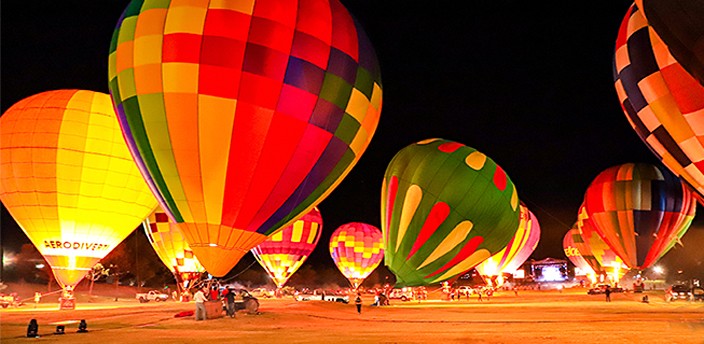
[329,222,383,288]
[635,0,704,85]
[475,204,540,277]
[251,207,322,288]
[143,206,205,286]
[0,90,157,288]
[382,139,520,287]
[108,0,382,276]
[575,205,628,282]
[563,227,596,277]
[583,163,695,270]
[614,4,704,201]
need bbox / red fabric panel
[162,33,202,63]
[407,202,450,260]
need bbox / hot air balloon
[329,223,383,289]
[0,90,157,291]
[108,0,383,277]
[143,207,205,292]
[475,204,540,287]
[633,0,704,85]
[583,163,696,271]
[574,206,628,284]
[614,4,704,200]
[382,139,520,287]
[563,227,596,282]
[251,207,322,289]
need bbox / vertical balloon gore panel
[109,0,382,276]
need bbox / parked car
[0,294,23,308]
[667,284,694,302]
[457,286,474,297]
[250,288,274,299]
[387,288,413,302]
[223,288,260,314]
[295,289,349,303]
[692,287,704,301]
[136,290,170,303]
[587,284,624,295]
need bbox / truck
[135,290,170,303]
[0,294,23,308]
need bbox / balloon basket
[59,297,75,310]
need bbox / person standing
[194,287,208,321]
[224,288,236,318]
[33,292,41,308]
[355,293,362,314]
[209,286,219,301]
[605,285,612,302]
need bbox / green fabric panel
[123,0,145,19]
[116,16,139,46]
[334,115,361,145]
[354,67,374,99]
[121,96,182,222]
[319,73,353,110]
[141,0,171,11]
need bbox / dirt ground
[1,285,703,344]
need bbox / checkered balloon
[614,4,704,201]
[143,206,205,280]
[329,222,383,288]
[108,0,382,277]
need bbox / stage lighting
[54,325,65,335]
[78,320,88,333]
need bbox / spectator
[194,288,208,320]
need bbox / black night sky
[2,0,702,279]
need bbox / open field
[1,287,703,344]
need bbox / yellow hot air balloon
[0,90,157,290]
[143,207,205,291]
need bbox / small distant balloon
[329,223,383,289]
[251,207,323,288]
[562,227,596,277]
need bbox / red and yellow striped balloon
[251,207,322,288]
[0,90,157,288]
[475,204,540,279]
[329,222,383,288]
